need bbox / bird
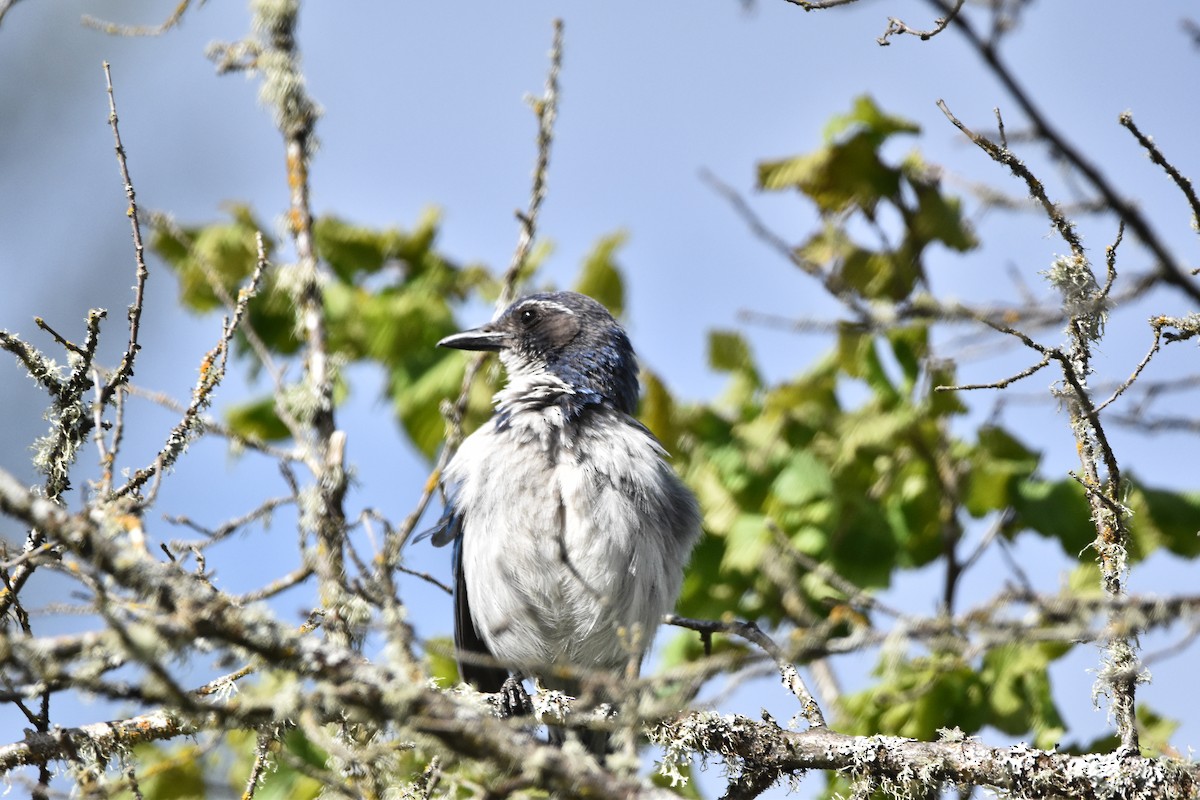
[425,290,701,756]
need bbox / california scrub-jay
[427,291,700,753]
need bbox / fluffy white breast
[445,408,699,673]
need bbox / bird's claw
[498,674,534,718]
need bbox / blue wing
[413,505,459,547]
[421,506,509,693]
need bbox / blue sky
[2,2,1198,796]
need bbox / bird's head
[438,291,639,415]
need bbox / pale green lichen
[1043,253,1108,343]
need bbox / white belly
[449,414,683,672]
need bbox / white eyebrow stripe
[524,300,575,315]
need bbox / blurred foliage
[145,95,1196,796]
[115,732,324,799]
[152,206,497,456]
[115,742,206,800]
[1068,705,1181,758]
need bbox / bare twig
[780,0,861,9]
[118,375,299,463]
[164,494,295,551]
[242,729,276,799]
[235,564,315,604]
[665,615,826,728]
[925,0,1200,303]
[148,214,305,445]
[82,0,194,36]
[701,169,871,319]
[1119,113,1200,233]
[936,352,1051,392]
[247,0,354,649]
[937,99,1083,260]
[395,19,566,568]
[497,18,563,309]
[878,0,965,44]
[101,63,150,403]
[111,253,267,501]
[1094,318,1167,414]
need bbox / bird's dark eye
[519,307,538,326]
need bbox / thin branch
[235,564,315,604]
[242,729,276,800]
[394,19,566,567]
[1100,221,1124,300]
[664,615,826,728]
[937,99,1083,260]
[149,215,308,445]
[652,714,1200,800]
[780,0,861,9]
[1118,112,1200,233]
[164,494,295,552]
[111,253,267,501]
[497,18,562,309]
[878,0,965,44]
[1094,318,1166,413]
[119,376,299,463]
[32,318,86,357]
[701,169,870,318]
[82,0,194,36]
[0,331,63,400]
[936,352,1051,392]
[396,563,452,596]
[101,63,150,402]
[251,0,352,648]
[925,0,1200,303]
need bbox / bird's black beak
[437,325,510,352]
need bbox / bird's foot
[498,674,534,718]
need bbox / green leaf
[332,283,458,366]
[770,450,832,508]
[708,329,753,374]
[834,324,873,380]
[1013,478,1095,557]
[886,325,928,389]
[721,513,771,573]
[393,351,495,459]
[243,272,304,356]
[116,743,207,799]
[225,395,290,442]
[838,245,918,302]
[313,209,444,283]
[823,95,921,147]
[962,425,1040,517]
[573,232,627,316]
[904,160,978,253]
[758,133,902,214]
[758,98,918,214]
[1127,483,1200,559]
[980,643,1068,749]
[826,497,897,587]
[927,359,967,417]
[859,337,901,403]
[708,330,762,412]
[839,653,986,740]
[150,204,273,313]
[640,369,681,456]
[424,635,462,687]
[1136,705,1182,757]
